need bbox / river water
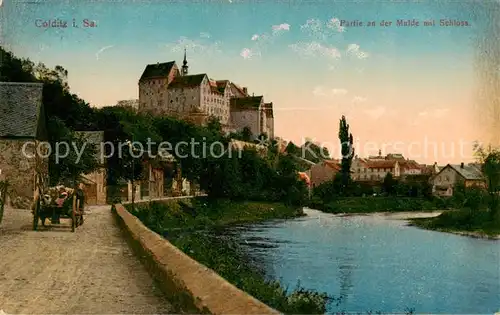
[234,209,500,314]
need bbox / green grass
[308,197,447,214]
[410,209,500,237]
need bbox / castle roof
[230,96,263,110]
[139,61,176,81]
[168,73,207,89]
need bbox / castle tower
[181,48,188,76]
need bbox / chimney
[460,162,464,168]
[243,87,248,94]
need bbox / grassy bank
[308,196,448,214]
[126,197,335,314]
[129,198,304,232]
[409,209,500,239]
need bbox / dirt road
[0,205,173,314]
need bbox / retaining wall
[112,203,281,315]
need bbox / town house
[0,82,48,208]
[430,163,485,197]
[309,159,341,188]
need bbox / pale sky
[2,0,498,164]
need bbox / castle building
[137,51,274,137]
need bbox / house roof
[432,163,484,181]
[323,159,341,171]
[399,160,421,169]
[365,160,398,169]
[139,61,176,81]
[0,82,44,138]
[230,96,263,110]
[208,79,224,95]
[215,80,230,93]
[448,164,484,180]
[168,73,207,89]
[229,82,249,97]
[385,153,405,160]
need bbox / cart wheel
[71,195,76,232]
[71,212,76,232]
[33,196,40,231]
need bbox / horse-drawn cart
[32,185,85,232]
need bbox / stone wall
[112,203,280,315]
[0,139,48,208]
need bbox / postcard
[0,0,499,314]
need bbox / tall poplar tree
[338,115,354,191]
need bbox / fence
[0,181,8,224]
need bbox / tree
[285,142,300,156]
[338,116,354,192]
[241,127,253,142]
[382,173,396,195]
[475,145,500,219]
[301,141,329,163]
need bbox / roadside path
[0,205,173,314]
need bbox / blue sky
[1,0,497,163]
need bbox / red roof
[399,160,422,170]
[365,160,397,169]
[323,160,341,171]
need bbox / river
[234,208,500,314]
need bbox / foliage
[301,141,330,163]
[474,144,500,221]
[285,141,300,156]
[309,196,443,214]
[338,116,354,191]
[47,117,99,186]
[382,173,396,195]
[229,126,253,142]
[411,208,500,237]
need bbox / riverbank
[127,198,334,314]
[308,196,447,214]
[409,209,500,240]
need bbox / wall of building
[266,117,274,139]
[148,167,164,199]
[432,167,460,188]
[138,65,179,115]
[309,162,337,187]
[168,86,201,115]
[351,160,400,181]
[231,109,260,138]
[85,168,107,204]
[201,80,230,125]
[139,78,168,114]
[0,139,48,208]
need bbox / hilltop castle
[137,50,274,139]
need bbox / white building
[137,51,274,137]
